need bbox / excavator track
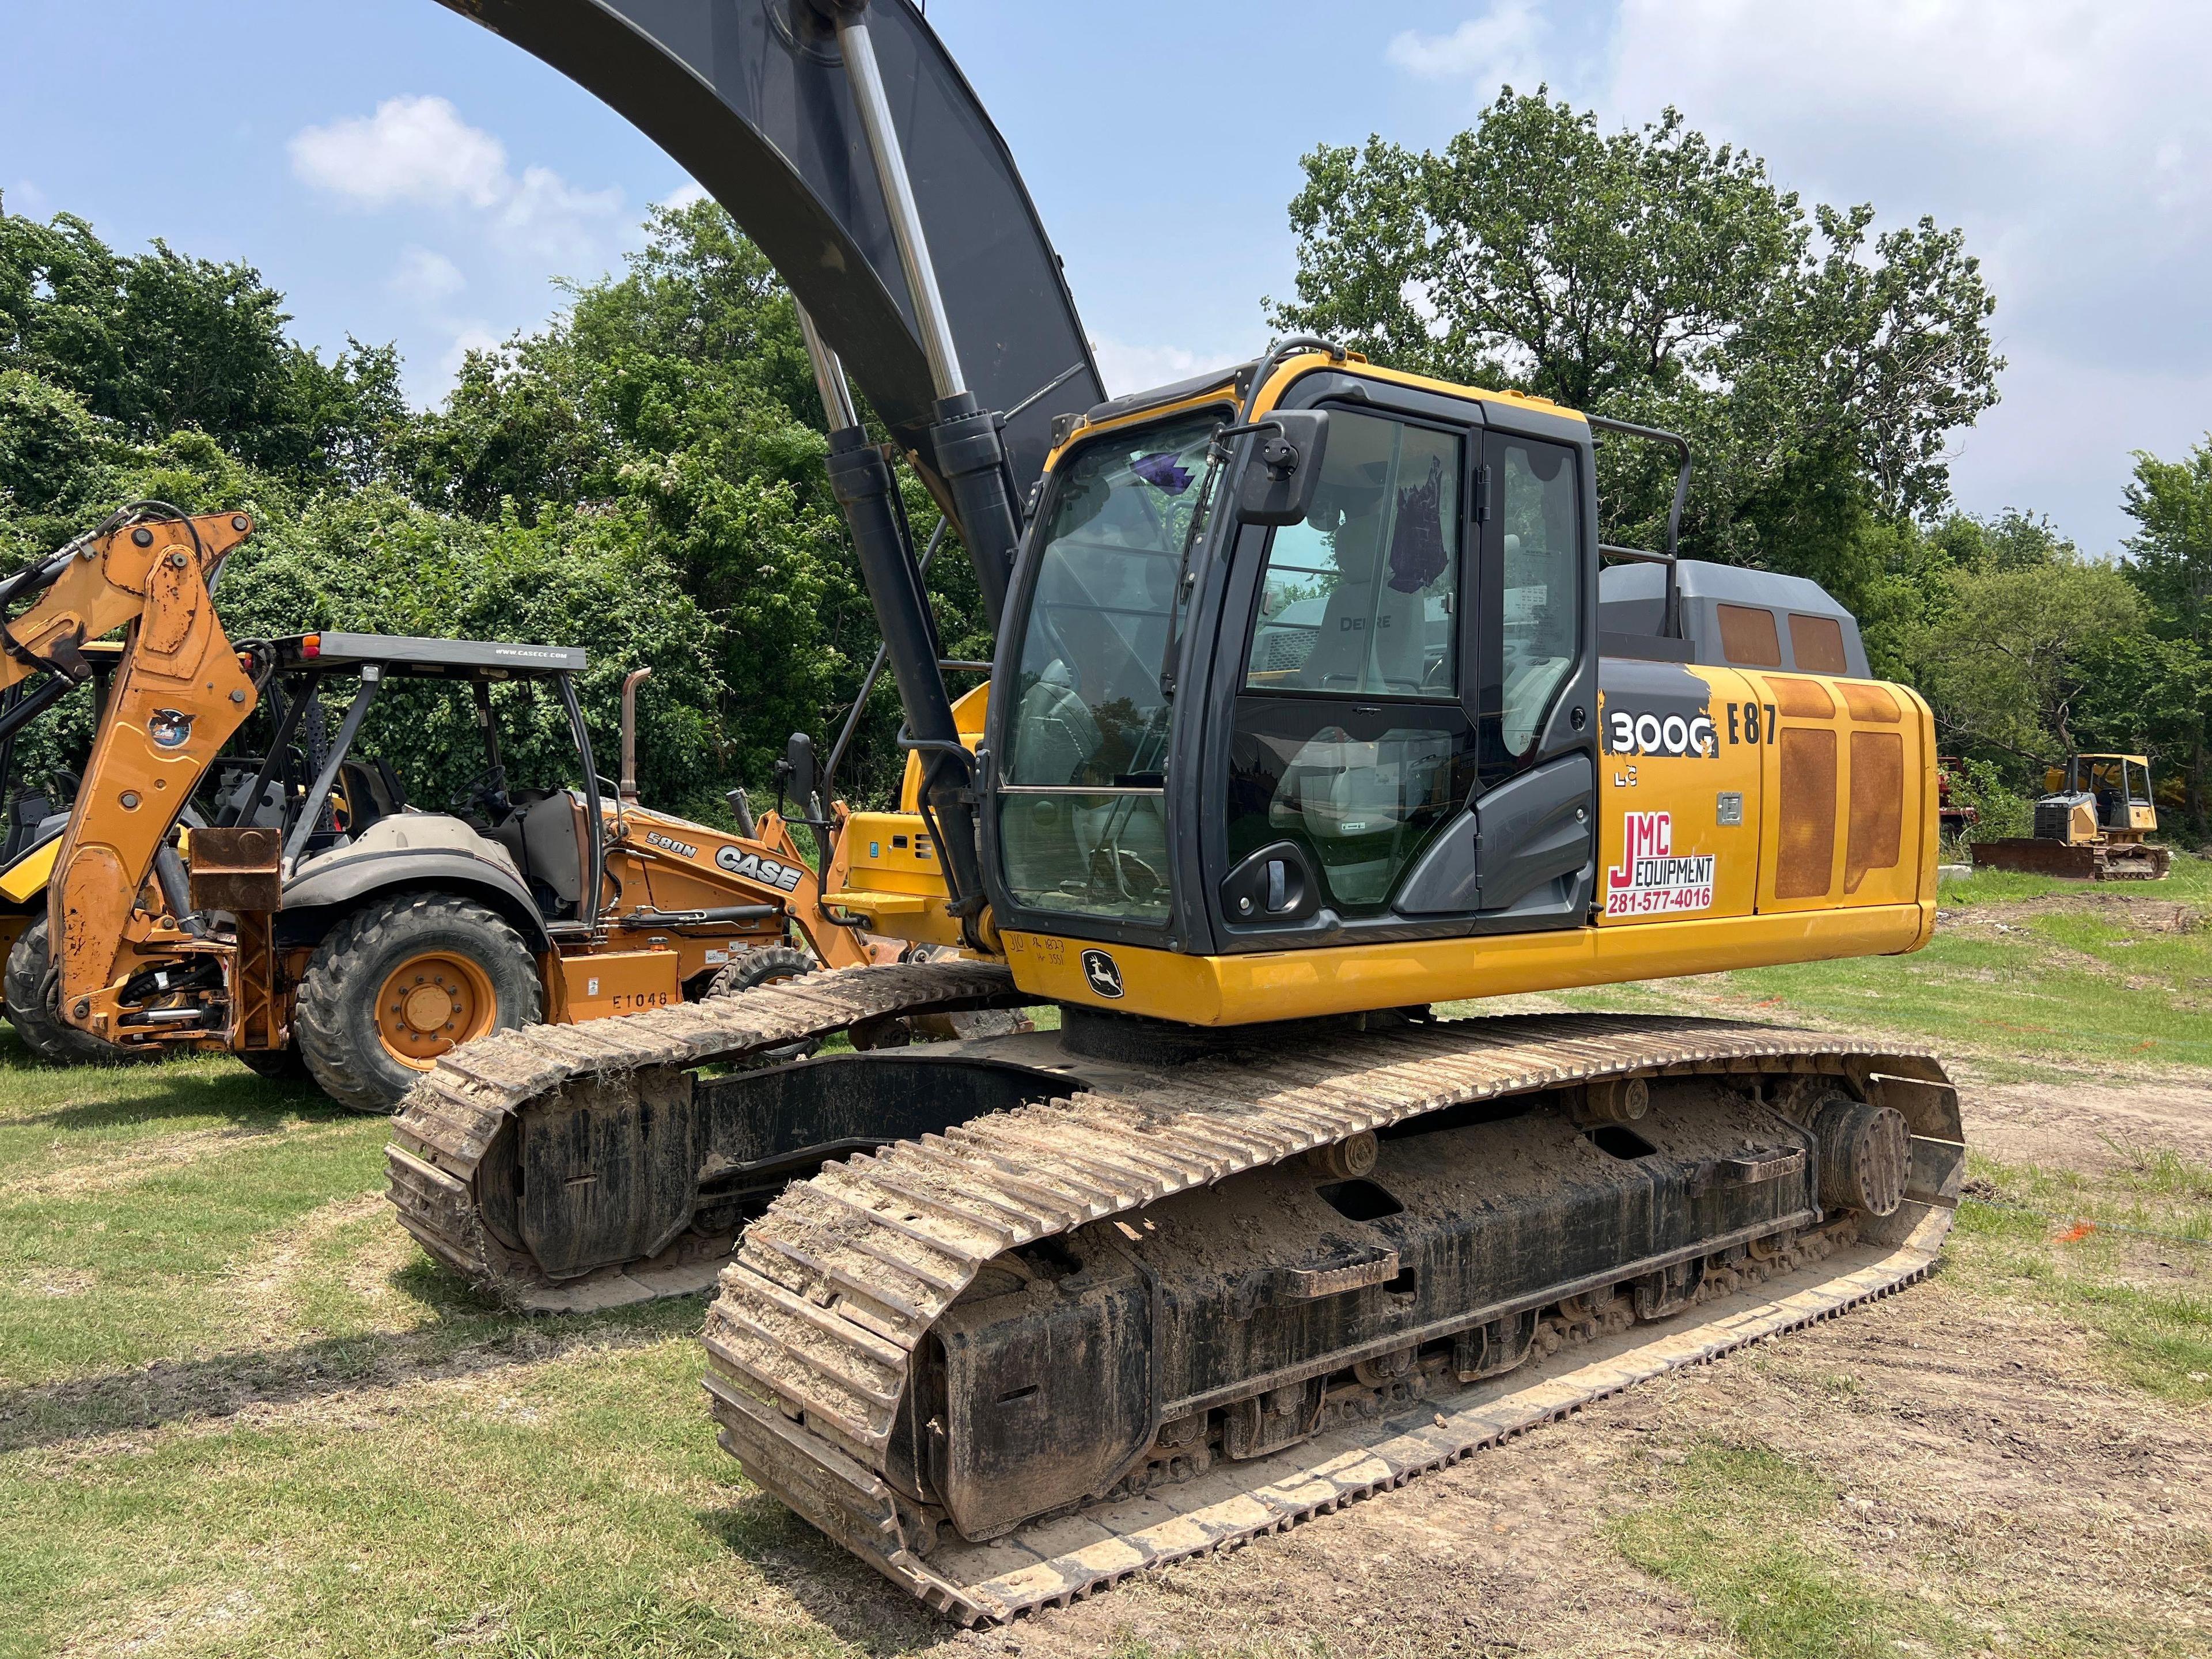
[385,960,1033,1310]
[697,1014,1963,1624]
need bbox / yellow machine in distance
[1971,751,2169,880]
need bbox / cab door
[1212,403,1478,940]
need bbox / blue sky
[6,1,2207,551]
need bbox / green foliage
[0,195,935,819]
[1944,756,2032,842]
[1908,550,2145,762]
[1269,89,2002,606]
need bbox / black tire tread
[294,892,541,1115]
[3,917,153,1067]
[704,944,816,1000]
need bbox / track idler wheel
[1814,1094,1911,1217]
[1580,1076,1650,1124]
[1306,1130,1378,1180]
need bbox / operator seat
[1298,510,1427,695]
[336,758,408,835]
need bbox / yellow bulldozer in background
[1969,752,2171,880]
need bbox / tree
[1267,92,2002,604]
[1911,555,2146,766]
[2122,438,2212,824]
[0,203,400,484]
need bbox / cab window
[1228,409,1473,918]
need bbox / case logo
[715,846,805,892]
[1080,948,1124,999]
[1606,810,1716,916]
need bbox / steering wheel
[449,770,512,823]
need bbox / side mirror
[1234,410,1331,527]
[780,730,819,820]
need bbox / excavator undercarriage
[389,961,1961,1620]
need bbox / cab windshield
[997,408,1224,922]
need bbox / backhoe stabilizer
[46,523,260,1022]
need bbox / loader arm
[17,515,263,1016]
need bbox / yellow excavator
[0,506,896,1105]
[367,0,1965,1623]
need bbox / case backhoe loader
[0,509,894,1108]
[369,0,1969,1622]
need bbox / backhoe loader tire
[3,918,153,1068]
[706,945,820,1060]
[295,893,541,1115]
[704,944,817,1000]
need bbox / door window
[1229,410,1473,918]
[1247,414,1460,696]
[1496,439,1581,755]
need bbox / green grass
[1607,1442,1969,1659]
[1949,1147,2212,1406]
[1473,851,2212,1079]
[0,1035,916,1659]
[1607,1441,2199,1659]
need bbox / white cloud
[1378,0,2212,544]
[658,180,711,213]
[438,325,502,381]
[1090,337,1226,399]
[1385,3,1545,93]
[389,245,465,305]
[290,96,507,209]
[290,96,622,267]
[496,165,623,262]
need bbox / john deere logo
[147,709,194,749]
[1080,948,1123,999]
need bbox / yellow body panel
[0,836,59,904]
[1005,902,1931,1026]
[548,949,681,1021]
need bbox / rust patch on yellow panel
[1776,727,1839,899]
[1839,681,1901,723]
[1769,676,1836,719]
[1847,730,1906,893]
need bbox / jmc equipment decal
[1605,811,1716,916]
[716,846,805,892]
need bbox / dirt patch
[1961,1075,2212,1171]
[895,1281,2208,1659]
[1944,889,2204,932]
